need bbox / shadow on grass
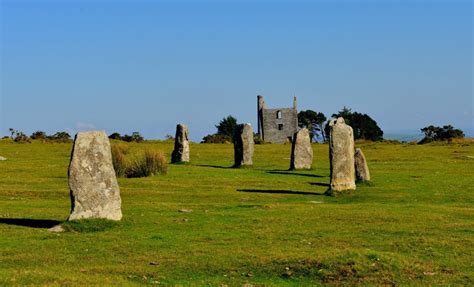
[310,182,330,187]
[0,218,62,229]
[238,189,324,196]
[268,171,326,178]
[196,164,233,169]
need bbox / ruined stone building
[257,95,298,143]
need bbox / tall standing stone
[354,148,370,182]
[234,123,254,167]
[328,117,356,193]
[290,128,313,170]
[68,131,122,221]
[171,124,190,163]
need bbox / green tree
[122,132,144,143]
[109,133,122,140]
[48,132,72,142]
[298,110,327,142]
[325,107,383,141]
[31,131,47,140]
[216,115,238,138]
[419,125,464,143]
[50,132,71,140]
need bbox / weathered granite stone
[68,131,122,221]
[354,148,370,181]
[329,117,356,192]
[171,124,190,163]
[48,225,65,233]
[290,128,313,170]
[233,123,254,167]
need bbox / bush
[31,131,47,140]
[254,133,266,144]
[14,132,31,143]
[122,132,144,143]
[126,150,168,178]
[9,128,31,143]
[419,125,464,144]
[109,133,122,140]
[201,134,232,144]
[110,132,144,143]
[48,132,72,143]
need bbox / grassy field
[0,139,473,285]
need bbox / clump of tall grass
[126,150,168,178]
[111,144,129,178]
[111,145,167,178]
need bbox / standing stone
[171,124,190,163]
[328,117,356,193]
[290,128,313,170]
[68,131,122,221]
[354,148,370,181]
[233,123,254,167]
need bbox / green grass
[0,139,473,285]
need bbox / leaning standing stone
[290,128,313,170]
[171,124,190,163]
[328,117,356,193]
[68,131,122,221]
[354,148,370,182]
[233,123,254,167]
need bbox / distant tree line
[4,115,465,145]
[200,107,385,144]
[419,125,464,144]
[109,132,144,143]
[5,129,72,143]
[2,129,147,144]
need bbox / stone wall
[257,95,298,144]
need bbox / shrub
[254,133,266,144]
[126,150,168,178]
[9,128,31,143]
[111,144,129,177]
[48,132,72,143]
[31,131,47,140]
[201,134,232,144]
[109,132,144,143]
[122,132,144,143]
[109,133,122,140]
[14,132,31,143]
[419,125,464,144]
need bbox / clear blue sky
[1,0,472,141]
